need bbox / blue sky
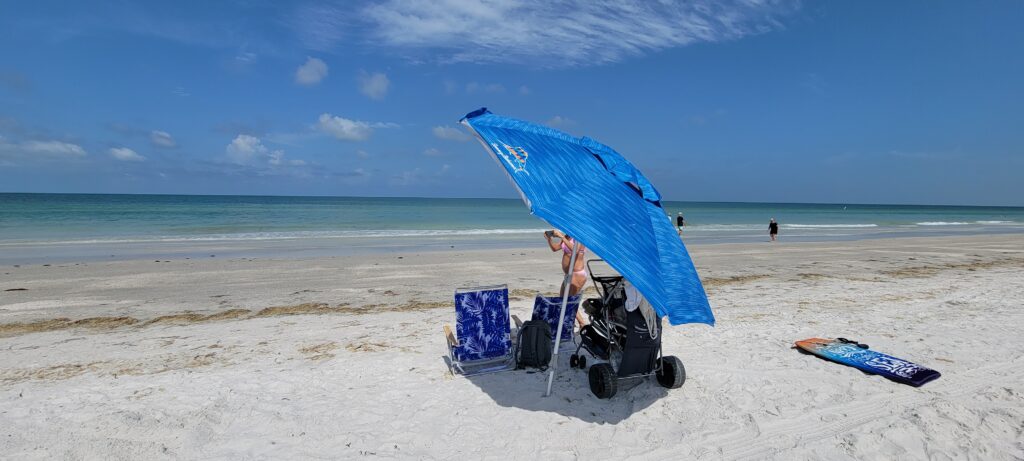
[1,1,1022,206]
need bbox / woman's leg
[569,272,587,296]
[570,272,589,326]
[576,310,589,328]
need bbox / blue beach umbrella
[460,108,714,394]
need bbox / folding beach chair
[443,285,515,376]
[529,293,581,352]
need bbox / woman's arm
[544,230,561,252]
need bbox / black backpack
[515,320,553,371]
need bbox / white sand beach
[1,234,1022,459]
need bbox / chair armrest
[443,324,458,347]
[511,314,523,329]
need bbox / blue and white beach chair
[530,293,581,352]
[443,285,515,376]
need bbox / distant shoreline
[4,230,1024,266]
[2,191,1023,208]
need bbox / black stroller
[569,259,686,399]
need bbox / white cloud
[316,113,373,141]
[266,150,307,166]
[359,1,797,67]
[358,70,390,99]
[441,79,515,96]
[235,51,257,63]
[423,147,442,156]
[172,86,190,97]
[22,140,87,157]
[223,134,311,176]
[432,125,470,142]
[267,149,284,166]
[295,57,328,86]
[150,130,176,148]
[226,134,265,164]
[109,147,145,162]
[519,85,531,95]
[226,134,303,166]
[0,138,88,165]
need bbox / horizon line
[1,191,1022,209]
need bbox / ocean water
[1,193,1022,262]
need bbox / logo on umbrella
[492,143,529,173]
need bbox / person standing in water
[676,212,686,235]
[769,217,779,242]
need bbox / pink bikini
[560,239,588,277]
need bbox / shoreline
[2,227,1023,266]
[2,233,1021,324]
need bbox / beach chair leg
[443,324,459,375]
[443,324,458,348]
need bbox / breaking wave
[783,224,879,229]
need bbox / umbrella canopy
[461,108,714,326]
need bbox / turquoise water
[0,194,543,243]
[1,193,1023,262]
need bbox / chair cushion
[453,287,511,362]
[531,294,580,342]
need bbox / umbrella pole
[545,238,579,397]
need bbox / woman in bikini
[544,229,591,327]
[544,229,588,296]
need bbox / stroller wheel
[577,355,587,369]
[656,356,686,389]
[570,354,579,368]
[589,363,618,399]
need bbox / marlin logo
[492,143,529,173]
